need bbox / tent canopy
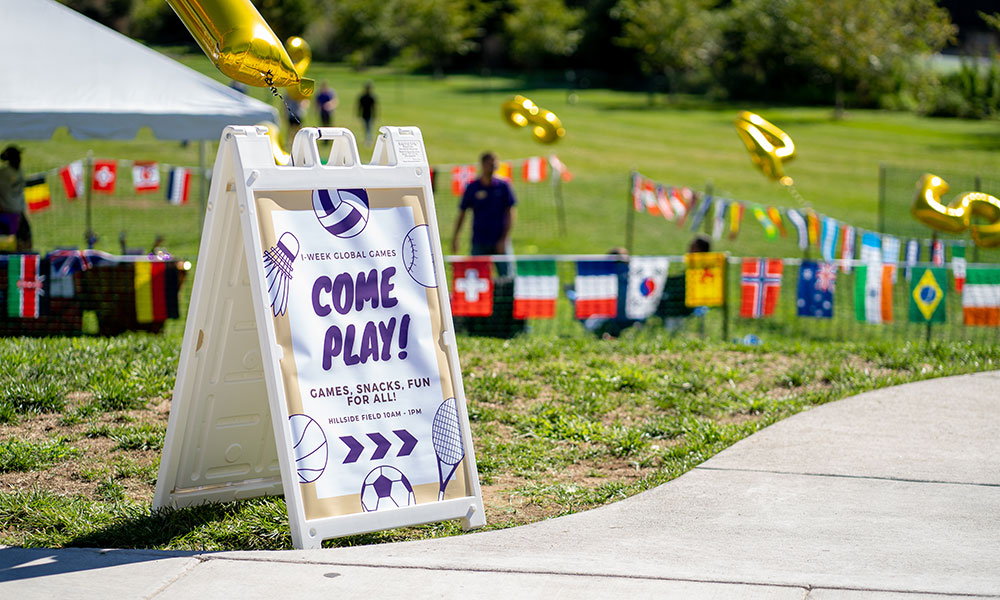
[0,0,278,141]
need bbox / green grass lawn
[2,52,1000,550]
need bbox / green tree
[326,0,397,68]
[612,0,721,97]
[391,0,486,75]
[787,0,955,119]
[503,0,585,68]
[254,0,316,41]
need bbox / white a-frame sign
[154,126,485,549]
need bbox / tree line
[64,0,1000,117]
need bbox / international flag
[677,188,696,225]
[451,165,477,196]
[931,239,945,266]
[796,260,835,318]
[820,218,840,261]
[166,167,191,205]
[728,202,744,239]
[59,160,83,199]
[631,173,644,212]
[855,263,894,324]
[909,267,946,324]
[513,259,558,319]
[522,157,547,182]
[92,159,117,193]
[495,161,513,181]
[840,225,856,273]
[574,260,619,319]
[806,211,820,248]
[859,232,881,264]
[625,256,669,320]
[6,254,45,318]
[24,174,51,213]
[655,185,675,220]
[668,187,688,223]
[688,194,712,232]
[904,239,920,281]
[767,206,786,237]
[962,268,1000,326]
[786,209,808,250]
[881,235,901,282]
[684,252,725,307]
[740,258,783,318]
[711,199,728,240]
[134,261,180,323]
[548,155,573,182]
[952,245,967,292]
[132,161,160,193]
[640,179,659,215]
[451,258,494,317]
[752,206,777,240]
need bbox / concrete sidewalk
[3,371,999,599]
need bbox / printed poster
[254,186,470,520]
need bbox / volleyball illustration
[360,465,415,512]
[401,224,437,287]
[288,414,328,484]
[312,188,370,239]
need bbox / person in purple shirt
[451,151,517,276]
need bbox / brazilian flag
[909,267,946,323]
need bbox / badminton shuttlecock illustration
[263,232,300,316]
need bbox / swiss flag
[450,258,493,317]
[451,165,477,196]
[522,156,547,183]
[132,161,160,193]
[92,160,117,193]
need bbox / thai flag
[166,167,191,205]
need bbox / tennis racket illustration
[432,397,465,501]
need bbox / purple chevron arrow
[340,436,364,464]
[393,429,417,456]
[367,432,391,460]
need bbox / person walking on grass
[357,81,377,146]
[0,146,31,251]
[451,151,516,276]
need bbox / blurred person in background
[0,146,31,251]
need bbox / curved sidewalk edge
[3,371,999,599]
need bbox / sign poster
[254,186,470,520]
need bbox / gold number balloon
[258,122,291,166]
[734,111,795,185]
[501,96,565,144]
[284,36,312,102]
[165,0,313,96]
[912,174,1000,248]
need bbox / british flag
[739,258,783,318]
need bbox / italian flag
[962,268,1000,326]
[513,259,558,319]
[855,263,894,324]
[7,255,42,318]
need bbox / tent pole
[199,140,207,231]
[85,151,94,248]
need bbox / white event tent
[0,0,278,141]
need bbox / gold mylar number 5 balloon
[501,96,565,144]
[912,174,1000,248]
[734,111,795,185]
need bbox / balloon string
[263,71,301,126]
[784,182,808,209]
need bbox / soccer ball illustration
[288,414,328,484]
[401,224,437,288]
[360,465,415,512]
[312,188,369,239]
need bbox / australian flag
[797,260,835,318]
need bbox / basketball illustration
[288,414,329,484]
[401,224,437,288]
[312,188,370,239]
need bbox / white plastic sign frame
[154,126,485,549]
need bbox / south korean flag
[625,256,670,320]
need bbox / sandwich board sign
[153,126,485,549]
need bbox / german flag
[134,261,180,323]
[25,174,51,213]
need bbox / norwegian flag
[739,258,783,318]
[522,156,548,182]
[92,159,117,193]
[59,160,84,199]
[451,165,477,196]
[451,258,494,316]
[166,167,191,205]
[132,161,160,193]
[548,155,572,182]
[6,255,45,318]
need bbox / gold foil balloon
[501,95,565,144]
[284,36,312,102]
[734,111,795,184]
[165,0,313,96]
[912,173,1000,248]
[259,122,291,165]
